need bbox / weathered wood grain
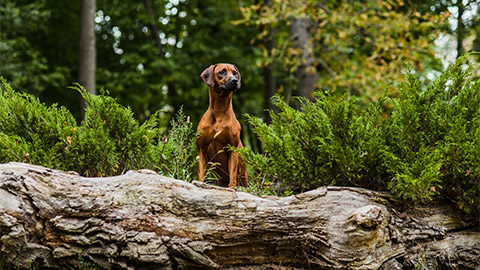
[0,162,478,269]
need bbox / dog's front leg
[197,150,206,182]
[228,150,239,188]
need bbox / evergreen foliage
[151,109,196,182]
[0,78,196,180]
[1,58,478,214]
[238,59,480,214]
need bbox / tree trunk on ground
[0,162,478,269]
[78,0,97,118]
[290,17,318,100]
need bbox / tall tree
[413,1,480,61]
[456,0,466,58]
[452,0,480,59]
[473,5,480,60]
[290,16,318,100]
[78,0,97,117]
[261,0,277,123]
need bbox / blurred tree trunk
[456,1,465,59]
[473,6,480,59]
[78,0,97,118]
[290,16,318,100]
[263,0,277,124]
[143,0,164,54]
[142,0,179,118]
[264,64,276,124]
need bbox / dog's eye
[218,69,226,76]
[233,70,238,76]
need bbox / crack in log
[446,224,479,233]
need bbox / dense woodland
[1,0,480,230]
[2,0,480,122]
[1,0,480,269]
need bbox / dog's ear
[201,65,216,88]
[234,65,241,89]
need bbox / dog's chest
[199,115,240,145]
[211,120,239,141]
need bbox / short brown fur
[196,63,248,187]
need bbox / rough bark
[0,162,478,269]
[78,0,97,118]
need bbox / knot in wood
[349,205,384,229]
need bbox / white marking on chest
[213,130,222,139]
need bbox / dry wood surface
[0,162,478,269]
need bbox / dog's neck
[208,87,233,114]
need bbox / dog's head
[201,63,241,92]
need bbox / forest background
[2,0,479,129]
[1,0,480,213]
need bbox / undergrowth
[0,57,478,216]
[236,58,479,214]
[0,80,196,180]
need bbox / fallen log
[0,162,478,269]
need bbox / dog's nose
[222,76,239,92]
[229,77,238,84]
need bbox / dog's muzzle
[221,77,239,92]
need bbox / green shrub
[239,58,479,214]
[386,60,480,211]
[0,79,196,180]
[237,93,394,192]
[151,108,196,182]
[0,78,77,169]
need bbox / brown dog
[196,63,248,187]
